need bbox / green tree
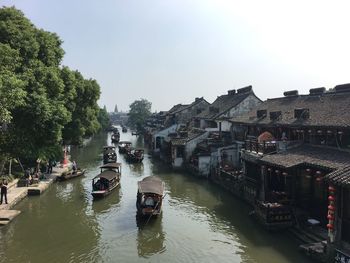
[98,106,111,131]
[128,99,152,131]
[0,7,103,164]
[0,8,67,162]
[62,71,101,145]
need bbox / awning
[137,176,165,195]
[93,170,118,181]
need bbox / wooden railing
[244,140,277,154]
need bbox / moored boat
[56,168,86,181]
[103,145,117,164]
[251,200,294,230]
[111,131,120,143]
[118,141,132,154]
[122,126,127,133]
[92,163,121,198]
[136,176,165,217]
[126,148,144,163]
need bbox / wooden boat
[56,168,86,181]
[136,176,165,217]
[251,200,294,230]
[126,149,144,163]
[122,126,127,133]
[111,132,120,143]
[118,141,132,154]
[92,163,121,198]
[103,146,117,164]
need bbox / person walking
[0,179,8,204]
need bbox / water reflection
[136,215,166,258]
[0,130,313,263]
[91,188,122,215]
[129,163,144,175]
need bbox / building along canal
[0,130,312,263]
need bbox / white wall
[173,157,184,168]
[198,156,211,177]
[184,132,209,161]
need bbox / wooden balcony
[244,140,277,154]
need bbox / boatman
[72,160,77,173]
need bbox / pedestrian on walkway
[0,178,8,204]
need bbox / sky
[2,0,350,112]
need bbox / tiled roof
[170,98,209,115]
[196,88,254,120]
[325,166,350,188]
[231,90,350,128]
[168,104,189,114]
[260,145,350,170]
[170,130,206,146]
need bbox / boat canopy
[93,170,118,181]
[137,176,164,196]
[118,141,131,145]
[103,146,116,151]
[100,163,121,169]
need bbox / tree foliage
[0,7,106,163]
[98,106,111,131]
[128,99,152,131]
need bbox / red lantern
[328,196,335,201]
[328,205,335,211]
[327,214,335,220]
[327,224,334,230]
[329,186,336,192]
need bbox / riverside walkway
[0,165,70,225]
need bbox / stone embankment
[0,165,70,225]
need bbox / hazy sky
[2,0,350,112]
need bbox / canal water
[0,130,311,263]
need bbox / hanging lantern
[305,175,312,179]
[306,168,311,173]
[317,130,323,134]
[328,205,335,211]
[338,131,343,135]
[327,224,334,230]
[329,186,336,192]
[327,130,333,134]
[328,196,336,201]
[316,177,322,182]
[267,168,271,172]
[327,214,335,220]
[282,172,288,176]
[275,170,280,174]
[308,130,312,133]
[316,171,322,175]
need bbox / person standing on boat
[72,160,77,173]
[0,179,8,204]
